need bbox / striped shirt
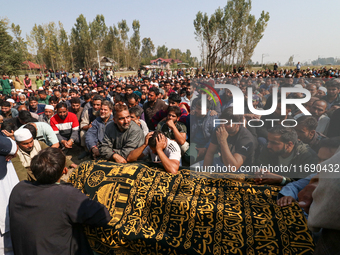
[50,112,79,142]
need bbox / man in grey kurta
[99,104,144,163]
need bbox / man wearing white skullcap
[38,105,55,125]
[6,98,15,106]
[316,87,327,99]
[11,128,76,181]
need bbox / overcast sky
[4,0,340,65]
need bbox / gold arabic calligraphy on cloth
[69,160,314,255]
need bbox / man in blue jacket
[28,96,45,115]
[85,101,113,159]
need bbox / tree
[71,14,92,69]
[129,20,141,69]
[0,18,23,75]
[118,20,129,68]
[141,37,155,64]
[58,22,72,71]
[194,0,269,71]
[157,45,168,59]
[286,55,294,66]
[90,14,107,51]
[11,23,29,72]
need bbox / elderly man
[99,104,144,163]
[17,93,28,107]
[38,105,55,124]
[11,129,76,181]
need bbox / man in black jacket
[61,73,71,86]
[9,147,111,255]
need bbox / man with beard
[99,104,144,163]
[143,87,167,130]
[322,80,340,110]
[156,106,188,153]
[294,116,327,153]
[80,95,102,148]
[50,102,79,149]
[28,96,45,114]
[309,100,329,135]
[181,85,193,106]
[11,128,76,181]
[0,101,18,119]
[38,105,55,124]
[68,97,83,122]
[85,101,113,159]
[255,126,318,185]
[163,80,175,96]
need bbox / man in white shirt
[181,86,193,106]
[0,132,19,255]
[127,131,181,174]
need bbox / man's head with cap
[14,128,34,153]
[44,105,55,120]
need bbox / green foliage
[157,45,168,59]
[70,14,92,69]
[0,19,24,75]
[194,0,269,71]
[141,37,155,63]
[128,20,141,69]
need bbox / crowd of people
[1,65,340,254]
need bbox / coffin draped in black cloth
[68,160,315,255]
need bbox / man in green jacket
[255,125,318,185]
[0,75,11,95]
[35,75,43,89]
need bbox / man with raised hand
[127,130,181,174]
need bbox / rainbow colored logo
[198,82,222,106]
